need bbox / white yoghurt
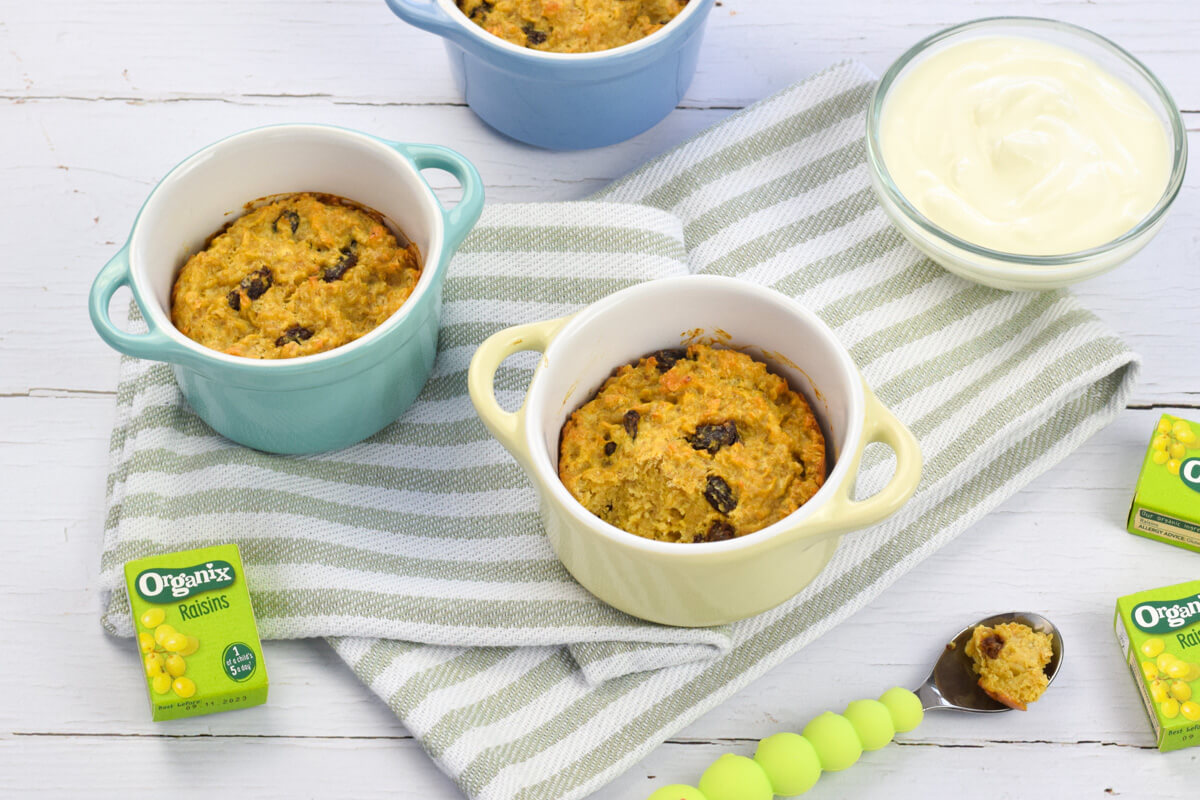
[880,36,1171,256]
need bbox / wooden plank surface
[2,0,1199,797]
[4,1,1200,108]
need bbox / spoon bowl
[916,611,1064,712]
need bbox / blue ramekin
[89,124,484,454]
[384,0,717,149]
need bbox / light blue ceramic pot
[89,124,484,454]
[384,0,716,149]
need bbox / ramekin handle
[88,245,194,365]
[389,142,485,253]
[468,317,571,468]
[383,0,476,51]
[795,383,922,543]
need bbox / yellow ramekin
[468,276,922,627]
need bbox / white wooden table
[3,1,1198,796]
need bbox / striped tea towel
[99,61,1139,800]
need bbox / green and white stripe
[100,61,1137,800]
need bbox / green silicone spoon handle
[645,687,924,800]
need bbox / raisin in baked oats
[170,193,421,359]
[965,622,1054,710]
[558,344,827,543]
[456,0,688,53]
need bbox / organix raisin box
[124,544,268,721]
[1128,414,1200,553]
[1115,580,1200,752]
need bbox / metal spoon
[642,612,1064,799]
[916,611,1064,713]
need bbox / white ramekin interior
[129,125,446,367]
[523,276,866,552]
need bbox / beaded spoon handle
[645,612,1063,800]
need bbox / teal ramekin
[89,124,484,454]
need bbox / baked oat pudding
[170,193,422,359]
[456,0,688,53]
[966,621,1054,710]
[558,344,827,543]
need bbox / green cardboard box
[1127,414,1200,552]
[1115,580,1200,751]
[124,544,268,721]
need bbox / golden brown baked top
[456,0,688,53]
[170,193,421,360]
[558,344,827,543]
[966,622,1054,711]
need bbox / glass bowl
[866,17,1187,291]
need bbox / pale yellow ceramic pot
[468,276,922,627]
